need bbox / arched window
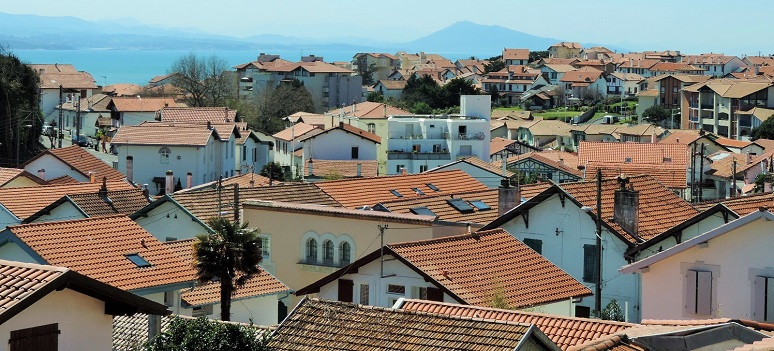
[306,238,318,263]
[340,242,351,265]
[159,147,171,164]
[322,240,334,265]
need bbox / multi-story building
[682,78,774,139]
[351,53,401,83]
[681,54,746,77]
[502,48,530,66]
[386,95,491,174]
[28,64,98,123]
[233,53,291,100]
[547,42,582,59]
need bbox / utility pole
[698,143,706,202]
[594,168,603,316]
[58,85,63,148]
[690,143,697,202]
[217,176,223,218]
[731,160,737,198]
[378,224,388,278]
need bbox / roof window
[412,187,425,196]
[426,183,440,191]
[409,206,437,217]
[447,198,474,213]
[469,200,491,211]
[125,253,152,268]
[390,189,403,198]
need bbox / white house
[21,145,127,183]
[300,122,381,162]
[55,93,112,138]
[106,96,177,127]
[271,122,321,179]
[296,228,591,316]
[621,209,774,322]
[111,122,239,194]
[386,95,491,174]
[28,64,98,123]
[0,259,167,351]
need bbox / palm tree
[194,217,262,321]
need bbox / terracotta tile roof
[649,62,704,73]
[0,168,44,187]
[694,192,774,215]
[567,335,644,351]
[271,122,320,141]
[158,107,238,124]
[561,70,603,84]
[397,300,634,351]
[715,137,751,149]
[271,61,354,74]
[585,162,687,189]
[657,130,703,145]
[503,48,531,61]
[109,96,176,112]
[176,172,273,193]
[111,124,217,146]
[578,141,688,167]
[66,188,151,217]
[314,169,490,209]
[163,239,290,307]
[520,182,553,199]
[377,189,500,224]
[543,64,578,73]
[299,123,381,144]
[388,229,592,307]
[431,157,515,178]
[705,151,749,178]
[102,84,143,96]
[22,145,127,182]
[490,137,517,155]
[552,42,583,49]
[268,298,541,351]
[635,89,659,98]
[684,79,774,99]
[609,72,645,82]
[498,152,583,177]
[324,101,412,119]
[285,112,327,126]
[0,181,135,219]
[376,80,407,90]
[243,200,436,225]
[753,139,774,151]
[731,337,774,351]
[6,216,195,291]
[44,174,79,185]
[559,175,699,242]
[305,159,378,178]
[525,119,574,136]
[171,183,341,220]
[29,64,98,89]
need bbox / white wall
[134,202,210,242]
[24,154,89,182]
[499,195,640,321]
[205,294,279,325]
[434,162,505,188]
[638,218,774,321]
[29,202,86,223]
[116,143,212,192]
[633,212,729,261]
[0,289,113,351]
[303,129,378,161]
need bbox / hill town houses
[5,43,774,350]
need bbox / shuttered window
[686,270,712,315]
[754,276,774,322]
[523,238,543,254]
[10,323,58,351]
[583,244,599,283]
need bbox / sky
[1,0,773,56]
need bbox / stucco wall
[303,129,378,161]
[24,154,89,182]
[134,202,210,242]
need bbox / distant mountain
[399,21,561,57]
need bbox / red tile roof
[0,168,44,187]
[65,188,151,217]
[29,64,98,89]
[6,216,195,291]
[387,229,592,308]
[715,137,751,149]
[585,162,687,189]
[299,123,381,144]
[397,299,634,351]
[44,174,79,185]
[567,335,644,351]
[377,189,501,224]
[578,141,689,167]
[111,124,217,147]
[499,152,583,177]
[324,101,411,119]
[109,96,176,112]
[158,107,238,124]
[694,192,774,215]
[271,122,320,141]
[177,172,273,193]
[23,145,127,182]
[503,48,530,61]
[305,159,379,178]
[268,298,541,351]
[313,169,490,209]
[0,181,135,219]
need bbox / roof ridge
[8,213,129,230]
[388,228,503,248]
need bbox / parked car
[72,135,93,147]
[42,125,54,137]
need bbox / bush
[142,317,269,351]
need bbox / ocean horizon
[11,49,474,87]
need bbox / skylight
[410,206,437,217]
[447,198,474,213]
[412,187,425,196]
[125,253,152,268]
[390,189,403,198]
[469,200,491,211]
[426,183,440,191]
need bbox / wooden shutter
[338,279,353,303]
[696,271,713,315]
[757,276,774,322]
[686,270,697,313]
[427,287,443,302]
[583,244,598,283]
[9,323,58,351]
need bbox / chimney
[142,184,150,200]
[401,167,407,176]
[308,159,314,176]
[89,172,96,183]
[498,179,520,217]
[99,177,108,198]
[356,163,362,177]
[186,172,192,189]
[165,170,173,195]
[126,156,134,183]
[207,121,212,130]
[339,121,345,128]
[37,169,46,180]
[747,151,753,164]
[613,175,639,236]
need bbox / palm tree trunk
[220,280,232,321]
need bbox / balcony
[387,151,451,160]
[700,103,713,109]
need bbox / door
[338,279,354,302]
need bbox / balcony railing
[387,151,451,160]
[388,132,486,140]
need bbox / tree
[401,74,442,109]
[599,299,625,321]
[194,217,263,321]
[641,105,670,125]
[252,79,314,134]
[143,316,268,351]
[366,91,384,103]
[529,50,549,62]
[750,113,774,140]
[260,162,285,182]
[0,48,43,166]
[483,55,505,74]
[169,53,235,107]
[354,55,378,86]
[439,77,481,108]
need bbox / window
[686,270,712,315]
[412,187,425,196]
[419,165,428,173]
[426,183,440,191]
[410,206,436,217]
[159,147,171,164]
[306,238,318,263]
[340,242,351,265]
[242,145,247,161]
[432,144,442,153]
[523,238,543,254]
[412,144,421,152]
[387,284,406,295]
[448,198,474,213]
[351,146,359,159]
[322,240,334,265]
[367,123,376,133]
[390,189,403,197]
[126,253,151,268]
[359,284,370,304]
[469,200,491,211]
[192,305,213,317]
[259,236,270,259]
[582,244,599,283]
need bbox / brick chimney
[126,156,134,183]
[613,175,639,237]
[498,179,520,217]
[186,172,192,189]
[165,170,174,195]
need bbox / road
[41,130,118,167]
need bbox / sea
[11,49,472,86]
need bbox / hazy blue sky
[2,0,772,56]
